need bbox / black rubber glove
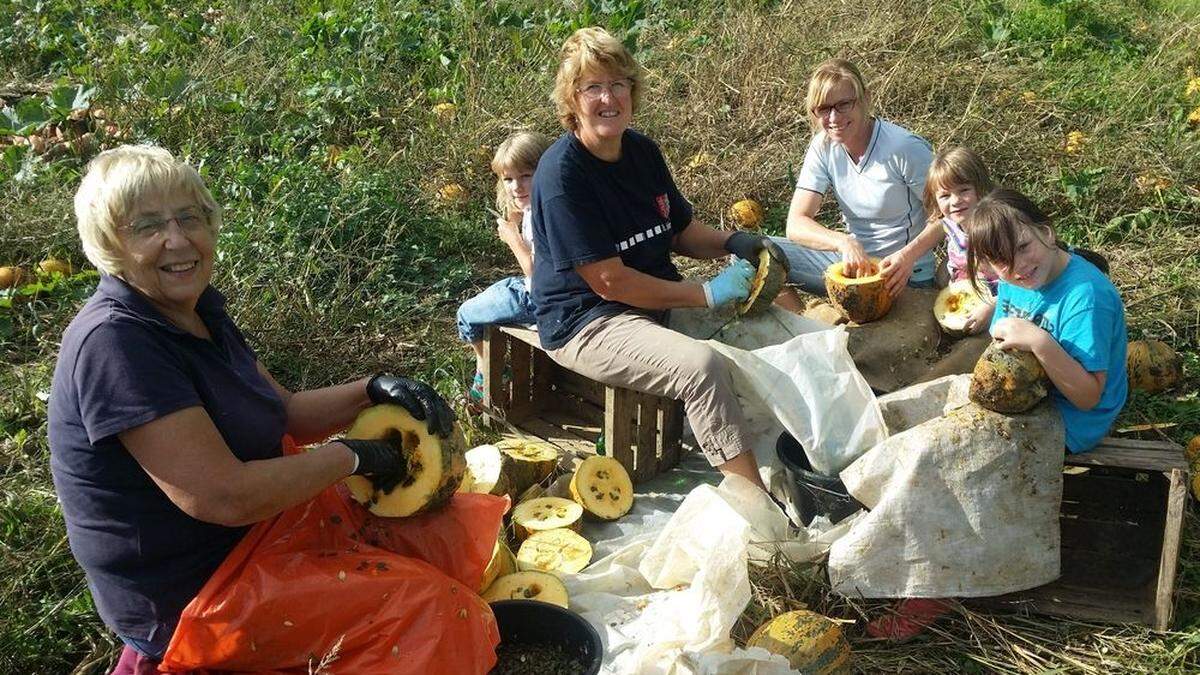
[724,231,790,273]
[342,438,408,494]
[366,373,456,438]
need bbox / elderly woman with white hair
[48,145,459,673]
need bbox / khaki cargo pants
[546,310,751,466]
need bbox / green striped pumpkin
[747,610,852,675]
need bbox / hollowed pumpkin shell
[824,259,892,324]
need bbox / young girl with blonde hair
[457,131,552,401]
[906,146,1001,334]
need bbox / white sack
[829,375,1064,598]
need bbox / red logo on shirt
[655,194,669,219]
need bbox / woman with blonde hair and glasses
[771,58,937,301]
[529,27,788,490]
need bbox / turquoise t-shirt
[989,254,1128,453]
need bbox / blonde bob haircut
[805,58,872,132]
[923,146,994,227]
[491,131,553,218]
[74,144,221,276]
[552,27,645,131]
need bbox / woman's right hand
[838,236,871,277]
[341,438,408,492]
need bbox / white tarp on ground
[526,310,1061,672]
[829,374,1065,598]
[562,467,858,675]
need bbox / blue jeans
[768,236,935,294]
[456,276,536,343]
[118,632,166,660]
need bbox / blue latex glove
[703,258,754,307]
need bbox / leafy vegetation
[2,0,1198,672]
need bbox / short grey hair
[74,144,222,275]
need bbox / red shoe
[865,598,953,642]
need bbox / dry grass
[1,0,1198,672]
[736,507,1200,673]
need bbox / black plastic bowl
[489,600,603,675]
[775,431,863,527]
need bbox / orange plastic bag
[160,436,508,674]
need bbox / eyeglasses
[576,78,632,101]
[123,207,208,241]
[812,97,857,118]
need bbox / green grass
[2,0,1198,671]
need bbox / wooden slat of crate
[1155,468,1187,630]
[605,385,636,476]
[500,324,541,348]
[519,415,599,459]
[555,368,606,407]
[658,402,683,473]
[547,381,605,426]
[634,393,660,483]
[508,338,533,420]
[1065,437,1187,472]
[483,325,509,412]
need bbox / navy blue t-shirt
[48,274,287,653]
[530,129,693,349]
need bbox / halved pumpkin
[496,438,558,495]
[515,528,592,575]
[569,456,634,520]
[968,342,1048,414]
[482,571,569,608]
[824,259,892,324]
[933,280,992,338]
[737,248,787,317]
[343,404,466,517]
[511,497,583,542]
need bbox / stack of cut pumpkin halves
[337,405,635,611]
[472,440,635,608]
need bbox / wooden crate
[481,325,686,482]
[975,437,1188,630]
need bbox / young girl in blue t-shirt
[965,188,1128,454]
[457,131,552,401]
[867,187,1129,643]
